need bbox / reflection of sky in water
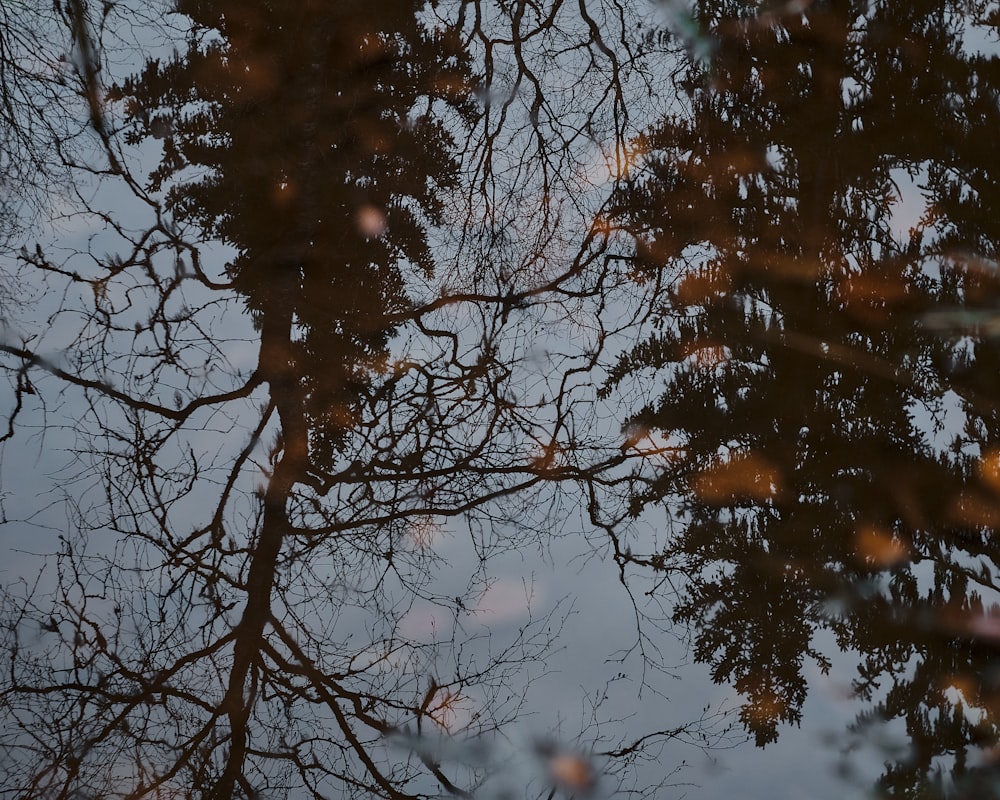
[4,2,1000,799]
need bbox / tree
[604,0,1000,793]
[0,0,85,244]
[0,2,728,799]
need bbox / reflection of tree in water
[18,0,1000,796]
[111,3,481,797]
[117,0,476,460]
[0,2,728,799]
[3,2,498,797]
[607,0,1000,794]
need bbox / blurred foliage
[607,0,1000,793]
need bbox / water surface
[2,2,1000,798]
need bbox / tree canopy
[605,0,1000,793]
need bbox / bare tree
[0,2,731,799]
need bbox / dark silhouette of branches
[0,2,729,800]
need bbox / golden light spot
[853,524,910,568]
[674,268,731,306]
[351,30,387,66]
[744,252,822,281]
[355,205,387,238]
[940,674,978,704]
[430,71,471,100]
[236,55,279,98]
[547,752,597,794]
[692,451,783,504]
[271,178,297,207]
[979,448,1000,494]
[947,489,1000,528]
[744,689,787,724]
